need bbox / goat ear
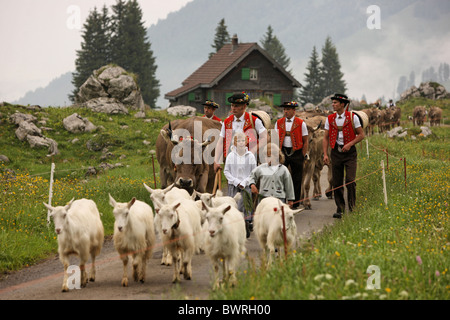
[200,200,210,212]
[222,205,232,215]
[173,202,181,210]
[143,183,153,194]
[152,198,163,212]
[127,197,136,209]
[108,194,117,207]
[65,198,75,211]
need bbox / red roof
[165,41,300,99]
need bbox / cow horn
[168,121,173,139]
[201,135,214,147]
[314,121,322,132]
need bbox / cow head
[169,134,214,194]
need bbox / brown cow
[300,123,332,209]
[156,117,221,194]
[392,106,401,128]
[379,108,395,132]
[413,106,427,126]
[429,106,442,126]
[362,108,382,136]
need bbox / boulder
[15,121,42,141]
[27,136,59,155]
[63,113,97,133]
[9,112,37,125]
[76,65,145,112]
[83,97,129,115]
[166,105,197,117]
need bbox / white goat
[153,198,202,283]
[254,197,304,265]
[202,202,246,289]
[143,183,191,205]
[195,190,241,209]
[109,194,155,287]
[43,198,104,292]
[143,183,192,265]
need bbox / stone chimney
[231,34,238,52]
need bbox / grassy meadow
[0,101,449,300]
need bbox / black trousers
[282,147,304,208]
[330,145,357,213]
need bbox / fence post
[381,160,388,206]
[404,157,407,191]
[151,154,157,188]
[386,147,389,172]
[366,139,369,158]
[47,162,55,226]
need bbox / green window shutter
[241,68,250,80]
[207,91,212,100]
[188,92,195,101]
[273,94,282,106]
[226,93,233,105]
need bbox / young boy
[224,132,257,237]
[248,142,295,207]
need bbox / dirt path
[0,167,336,300]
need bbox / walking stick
[212,168,222,195]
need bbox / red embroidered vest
[223,112,258,157]
[328,111,356,148]
[203,114,222,122]
[276,117,304,151]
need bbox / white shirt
[324,112,362,146]
[274,116,308,148]
[224,146,257,187]
[219,113,266,138]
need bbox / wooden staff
[212,168,222,195]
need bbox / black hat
[227,92,250,105]
[202,100,219,108]
[330,93,350,104]
[279,101,299,109]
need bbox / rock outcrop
[63,113,97,133]
[76,65,145,114]
[400,82,450,102]
[9,111,59,156]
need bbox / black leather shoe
[333,212,342,219]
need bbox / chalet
[165,35,301,118]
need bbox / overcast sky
[0,0,193,102]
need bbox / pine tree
[71,6,111,102]
[319,36,346,97]
[299,46,322,104]
[210,18,230,58]
[110,0,160,107]
[260,25,291,71]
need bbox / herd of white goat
[44,184,304,292]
